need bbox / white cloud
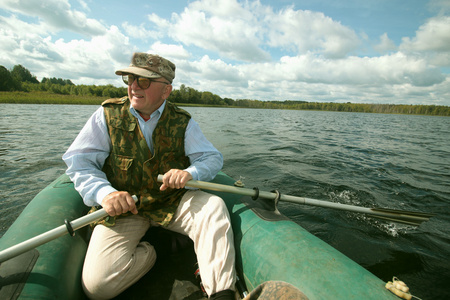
[264,7,360,58]
[171,55,248,100]
[0,20,132,82]
[374,33,397,53]
[241,52,444,87]
[77,0,90,12]
[147,0,360,62]
[0,14,47,38]
[148,13,171,30]
[400,16,450,67]
[50,26,132,80]
[148,42,190,60]
[173,51,446,104]
[122,21,162,40]
[189,0,252,18]
[401,16,450,52]
[163,1,270,62]
[180,55,244,83]
[1,0,106,36]
[0,15,64,68]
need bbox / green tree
[168,89,181,103]
[200,91,213,104]
[223,98,234,106]
[178,84,189,103]
[0,66,19,91]
[11,64,39,84]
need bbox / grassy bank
[0,91,105,105]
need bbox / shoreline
[1,91,449,116]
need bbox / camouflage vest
[98,96,191,226]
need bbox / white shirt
[63,101,223,207]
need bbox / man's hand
[160,169,193,191]
[101,191,138,216]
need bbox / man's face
[128,76,172,118]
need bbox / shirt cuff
[184,166,198,181]
[95,186,118,206]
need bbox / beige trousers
[82,190,236,299]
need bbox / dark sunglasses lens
[122,74,151,89]
[137,77,151,89]
[122,74,134,85]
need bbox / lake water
[1,103,449,299]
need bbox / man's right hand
[101,191,138,216]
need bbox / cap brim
[115,66,162,79]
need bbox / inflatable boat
[0,172,398,299]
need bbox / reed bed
[0,91,104,105]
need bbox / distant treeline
[238,100,450,116]
[1,64,449,116]
[0,64,127,98]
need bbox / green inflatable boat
[0,172,398,299]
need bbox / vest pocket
[109,117,136,149]
[105,154,134,189]
[116,155,133,170]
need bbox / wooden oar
[157,175,433,226]
[0,196,137,263]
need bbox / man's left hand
[160,169,193,191]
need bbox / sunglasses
[122,74,169,89]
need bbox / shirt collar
[130,100,167,122]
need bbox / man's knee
[82,241,156,299]
[204,196,233,234]
[207,195,229,214]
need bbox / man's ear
[164,84,173,99]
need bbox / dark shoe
[209,289,235,300]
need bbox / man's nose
[131,78,141,89]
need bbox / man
[63,53,236,300]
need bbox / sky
[0,0,449,105]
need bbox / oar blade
[370,215,423,226]
[370,208,435,226]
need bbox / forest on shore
[1,64,449,116]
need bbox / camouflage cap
[115,53,176,83]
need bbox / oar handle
[157,174,259,197]
[0,195,138,263]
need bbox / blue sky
[1,0,449,105]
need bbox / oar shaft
[0,196,138,263]
[157,175,432,226]
[0,208,108,263]
[181,178,376,215]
